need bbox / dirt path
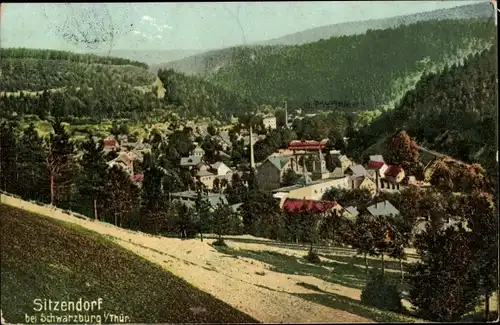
[30,211,374,323]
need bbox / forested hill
[0,48,156,92]
[349,45,497,173]
[208,19,495,111]
[0,48,258,123]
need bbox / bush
[212,239,228,247]
[361,271,403,313]
[304,250,321,264]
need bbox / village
[98,112,469,236]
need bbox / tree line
[0,47,148,69]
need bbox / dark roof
[367,200,400,217]
[265,156,291,171]
[346,164,370,177]
[283,199,337,214]
[385,165,403,178]
[180,156,202,166]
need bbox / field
[0,205,257,324]
[1,199,496,323]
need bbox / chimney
[284,101,288,128]
[249,124,255,170]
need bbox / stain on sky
[41,4,133,53]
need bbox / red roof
[288,139,328,151]
[368,161,385,169]
[130,174,144,183]
[104,139,118,147]
[283,199,337,214]
[384,165,403,178]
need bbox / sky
[0,1,485,53]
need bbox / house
[349,176,377,196]
[180,156,203,168]
[103,136,120,151]
[263,115,277,130]
[369,155,385,163]
[130,174,144,187]
[366,160,389,177]
[383,165,405,183]
[343,206,359,220]
[127,150,144,163]
[108,152,134,174]
[170,191,229,209]
[367,200,400,217]
[256,156,293,191]
[345,164,371,178]
[211,161,232,176]
[272,176,351,207]
[413,217,471,235]
[192,146,205,157]
[195,161,239,190]
[282,198,342,216]
[333,155,353,172]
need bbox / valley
[0,2,498,324]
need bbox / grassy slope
[0,204,257,324]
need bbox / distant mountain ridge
[94,49,207,67]
[256,2,492,46]
[153,2,492,75]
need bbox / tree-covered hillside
[158,68,258,121]
[349,45,497,173]
[0,48,156,92]
[208,19,494,110]
[0,48,259,123]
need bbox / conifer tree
[0,121,19,194]
[78,133,108,220]
[45,119,75,206]
[100,165,139,227]
[18,122,48,202]
[406,225,480,322]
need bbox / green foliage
[281,169,300,187]
[45,119,76,207]
[361,271,403,313]
[209,20,494,111]
[73,133,108,219]
[212,203,237,241]
[0,58,155,92]
[17,123,50,202]
[158,68,258,122]
[0,121,20,194]
[319,210,354,246]
[0,47,148,68]
[304,250,321,264]
[352,46,496,174]
[99,165,139,227]
[407,226,480,322]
